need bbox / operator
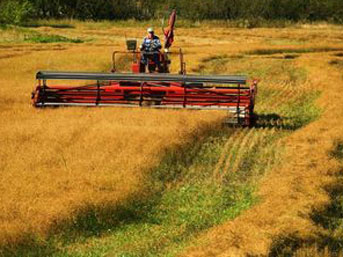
[139,27,162,71]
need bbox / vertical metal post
[237,83,241,125]
[179,48,184,75]
[112,52,116,73]
[96,80,100,106]
[183,82,187,108]
[42,79,46,106]
[133,51,139,66]
[163,51,169,73]
[139,81,144,106]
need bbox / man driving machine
[140,27,162,72]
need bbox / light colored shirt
[141,35,162,52]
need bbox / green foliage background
[0,0,343,24]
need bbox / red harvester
[31,10,258,126]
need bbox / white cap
[147,27,154,33]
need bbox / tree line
[1,0,343,24]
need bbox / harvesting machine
[31,10,258,126]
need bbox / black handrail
[36,71,247,85]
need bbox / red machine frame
[112,49,186,75]
[32,72,257,126]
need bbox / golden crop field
[0,21,343,256]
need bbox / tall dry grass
[1,23,343,255]
[0,34,227,246]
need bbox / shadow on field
[226,113,303,130]
[329,59,343,68]
[0,122,224,257]
[253,113,292,130]
[333,52,343,57]
[268,140,343,257]
[252,113,314,131]
[0,198,161,257]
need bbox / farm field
[0,21,343,256]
